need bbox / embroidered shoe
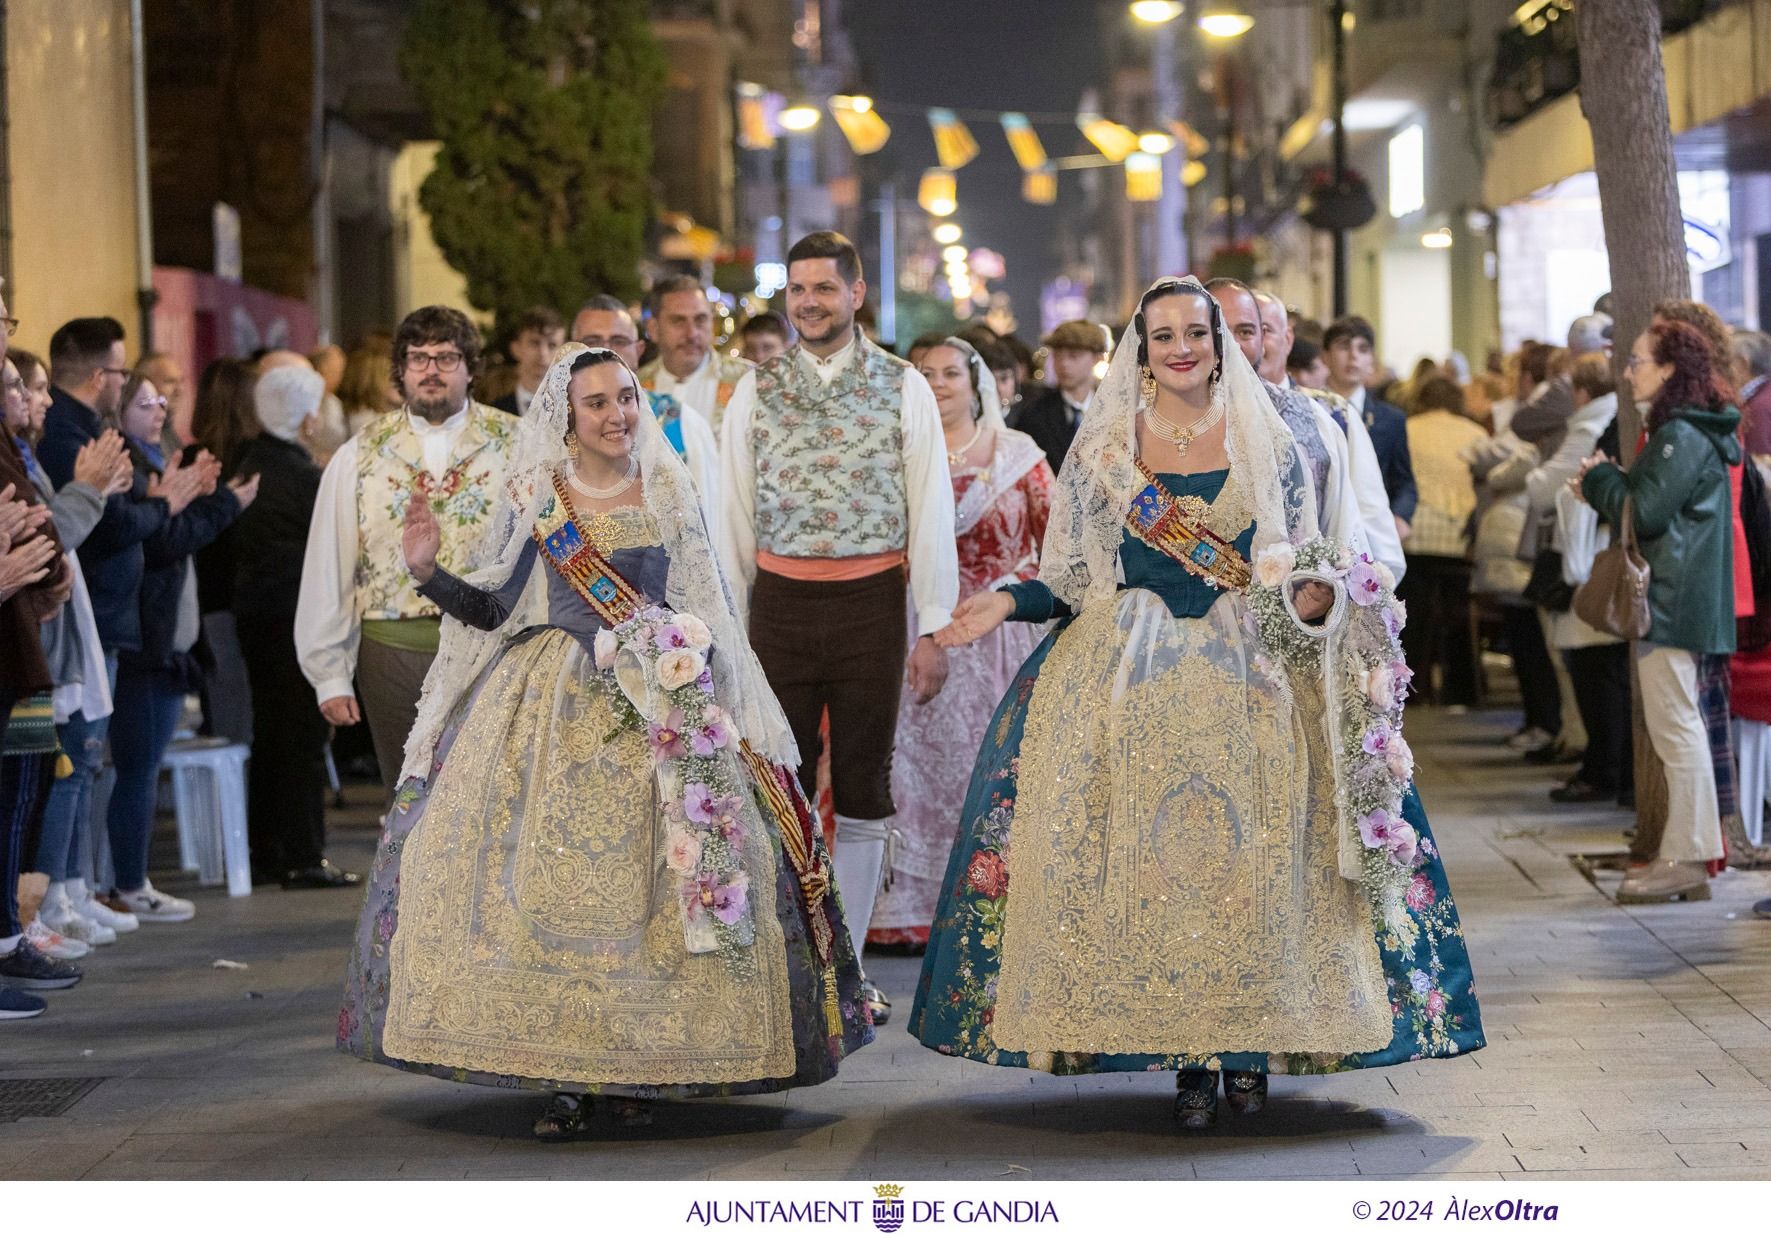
[1224,1070,1268,1116]
[113,880,196,923]
[1174,1070,1218,1130]
[24,919,90,961]
[861,977,892,1026]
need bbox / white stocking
[832,814,890,970]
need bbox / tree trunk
[1576,0,1691,861]
[1576,0,1690,463]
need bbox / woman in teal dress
[913,279,1482,1128]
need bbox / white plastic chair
[160,738,253,897]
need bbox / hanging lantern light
[1022,164,1058,204]
[1078,112,1141,162]
[829,95,890,154]
[1125,152,1163,201]
[932,221,963,245]
[928,108,980,169]
[1000,113,1049,172]
[918,167,959,217]
[736,82,774,151]
[779,98,822,132]
[1181,159,1210,187]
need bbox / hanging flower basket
[1207,243,1258,283]
[1299,166,1378,232]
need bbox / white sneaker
[69,880,139,934]
[24,918,91,961]
[39,888,117,947]
[113,880,195,924]
[1506,726,1555,753]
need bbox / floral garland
[1246,538,1422,948]
[593,605,757,976]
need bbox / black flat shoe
[1524,742,1580,766]
[281,861,363,890]
[861,977,892,1026]
[1224,1070,1268,1115]
[533,1094,593,1141]
[1550,778,1615,804]
[1174,1070,1217,1129]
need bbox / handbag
[1572,496,1651,640]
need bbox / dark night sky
[846,0,1105,335]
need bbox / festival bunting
[928,108,981,169]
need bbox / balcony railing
[1487,0,1723,132]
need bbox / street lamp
[1129,0,1184,22]
[1197,2,1254,38]
[779,99,822,132]
[1138,130,1177,155]
[932,222,963,245]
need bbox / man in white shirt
[638,276,751,434]
[573,294,719,511]
[1247,288,1405,581]
[295,307,517,805]
[719,231,958,1023]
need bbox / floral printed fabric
[908,629,1484,1074]
[353,405,515,621]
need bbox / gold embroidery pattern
[383,628,797,1084]
[991,591,1393,1056]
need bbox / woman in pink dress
[869,338,1053,949]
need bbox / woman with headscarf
[338,345,871,1140]
[230,365,359,890]
[867,339,1052,951]
[911,278,1483,1128]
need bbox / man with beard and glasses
[296,307,516,806]
[718,231,959,1025]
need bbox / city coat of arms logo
[872,1183,906,1233]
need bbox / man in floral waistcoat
[719,231,959,1023]
[296,307,516,808]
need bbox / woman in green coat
[1580,319,1740,903]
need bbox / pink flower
[1346,559,1385,606]
[1358,808,1395,849]
[1362,722,1395,757]
[1425,989,1447,1018]
[675,614,713,650]
[684,782,744,831]
[646,709,688,761]
[1405,873,1435,910]
[653,624,689,652]
[1383,605,1405,639]
[1360,663,1397,710]
[1388,659,1414,699]
[696,667,715,694]
[665,829,703,874]
[1385,734,1415,782]
[1385,821,1419,867]
[685,870,750,926]
[593,628,619,671]
[657,648,707,691]
[691,708,733,755]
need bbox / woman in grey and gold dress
[339,346,870,1140]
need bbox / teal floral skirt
[909,627,1485,1075]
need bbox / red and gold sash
[740,742,844,1038]
[1123,460,1252,591]
[531,473,649,625]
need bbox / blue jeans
[32,654,119,883]
[106,664,186,892]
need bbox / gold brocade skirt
[991,590,1394,1057]
[381,628,797,1086]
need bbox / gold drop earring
[564,429,580,458]
[1139,366,1158,408]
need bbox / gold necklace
[1145,400,1224,453]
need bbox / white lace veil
[935,336,1005,431]
[1036,276,1315,608]
[400,343,798,783]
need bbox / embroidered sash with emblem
[1123,460,1252,591]
[531,474,649,625]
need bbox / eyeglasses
[2,377,23,396]
[576,335,637,350]
[0,317,20,333]
[1623,356,1644,371]
[405,350,465,373]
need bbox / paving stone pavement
[3,707,1770,1180]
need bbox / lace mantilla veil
[1036,276,1315,608]
[400,344,798,783]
